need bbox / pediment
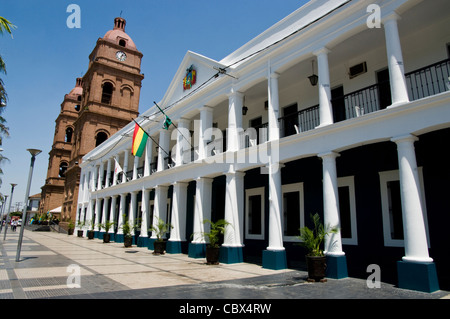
[158,51,225,111]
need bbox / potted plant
[202,219,230,265]
[99,220,115,243]
[76,220,85,237]
[121,215,133,248]
[297,213,338,282]
[149,218,173,255]
[67,220,75,236]
[86,219,95,240]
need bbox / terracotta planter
[153,240,166,255]
[124,236,133,247]
[68,228,74,236]
[206,246,220,265]
[306,255,327,282]
[103,233,111,243]
[77,230,84,238]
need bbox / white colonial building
[75,0,450,293]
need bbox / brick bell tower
[62,17,144,221]
[40,78,82,217]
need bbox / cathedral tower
[40,78,82,215]
[61,18,144,221]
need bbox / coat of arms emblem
[183,65,197,91]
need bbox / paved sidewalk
[1,228,449,300]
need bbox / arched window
[96,132,108,147]
[65,127,73,143]
[101,82,113,104]
[119,39,126,47]
[59,162,68,177]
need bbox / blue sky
[0,0,306,211]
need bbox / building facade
[41,18,144,222]
[75,0,450,292]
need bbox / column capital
[227,88,244,99]
[313,46,330,57]
[318,151,340,159]
[173,181,189,188]
[196,176,214,184]
[269,71,280,80]
[391,134,418,144]
[381,11,401,25]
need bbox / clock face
[116,51,127,61]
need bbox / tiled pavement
[1,228,449,301]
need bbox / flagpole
[153,102,195,151]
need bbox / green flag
[163,115,172,130]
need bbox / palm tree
[0,16,15,188]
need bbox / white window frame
[245,187,265,240]
[379,168,429,247]
[282,183,304,242]
[337,176,358,245]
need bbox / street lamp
[1,195,8,232]
[16,148,41,262]
[3,183,17,240]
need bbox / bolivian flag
[132,123,148,157]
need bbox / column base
[220,246,243,264]
[262,250,287,270]
[166,240,187,254]
[137,236,150,248]
[97,231,105,240]
[397,260,440,293]
[148,238,156,250]
[115,234,124,243]
[326,255,348,279]
[188,243,206,258]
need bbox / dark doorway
[332,86,345,122]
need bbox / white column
[176,118,191,166]
[383,13,409,107]
[113,155,120,186]
[227,88,244,152]
[86,199,95,234]
[92,166,98,191]
[132,155,139,180]
[94,198,101,231]
[268,68,280,141]
[157,130,170,172]
[129,191,138,236]
[151,185,169,239]
[117,193,126,235]
[144,138,153,177]
[169,182,188,242]
[267,163,284,251]
[105,158,112,188]
[140,188,150,239]
[314,47,334,127]
[318,151,344,256]
[122,151,129,183]
[391,135,432,263]
[109,195,118,234]
[198,107,213,160]
[192,177,213,243]
[97,162,104,190]
[101,197,109,230]
[223,169,245,248]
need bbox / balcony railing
[406,58,450,101]
[340,58,450,121]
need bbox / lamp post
[16,149,41,262]
[1,195,8,232]
[3,183,17,240]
